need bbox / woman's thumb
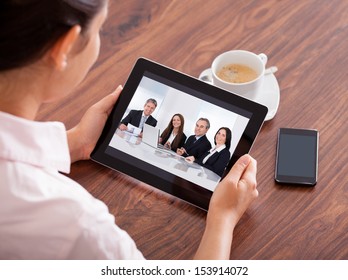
[226,154,251,184]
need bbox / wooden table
[37,0,348,259]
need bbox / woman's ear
[49,25,82,71]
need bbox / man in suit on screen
[119,98,158,133]
[177,118,212,159]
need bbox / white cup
[212,50,267,100]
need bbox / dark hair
[160,114,185,151]
[0,0,106,72]
[214,127,232,150]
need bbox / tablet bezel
[91,57,268,210]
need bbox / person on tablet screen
[159,113,187,152]
[177,118,212,159]
[186,127,232,177]
[0,0,258,260]
[118,98,158,133]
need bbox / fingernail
[240,154,251,166]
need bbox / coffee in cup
[217,63,258,84]
[212,50,267,100]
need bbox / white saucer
[198,68,280,121]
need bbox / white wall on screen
[123,77,166,118]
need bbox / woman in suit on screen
[186,127,232,177]
[159,113,187,151]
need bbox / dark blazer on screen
[183,135,211,159]
[196,148,231,177]
[120,110,157,128]
[160,130,187,152]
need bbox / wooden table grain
[37,0,348,259]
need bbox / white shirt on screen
[167,131,177,144]
[202,144,226,164]
[0,111,144,260]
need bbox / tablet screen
[92,58,267,210]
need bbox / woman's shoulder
[179,132,187,143]
[219,147,231,157]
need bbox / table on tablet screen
[109,129,221,191]
[38,0,348,260]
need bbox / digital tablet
[91,58,268,210]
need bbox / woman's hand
[208,154,258,225]
[67,85,122,163]
[164,141,171,149]
[194,154,258,259]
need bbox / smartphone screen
[275,128,318,185]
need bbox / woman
[186,127,232,177]
[159,114,186,151]
[0,0,258,259]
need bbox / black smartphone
[275,128,319,186]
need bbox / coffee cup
[211,50,267,100]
